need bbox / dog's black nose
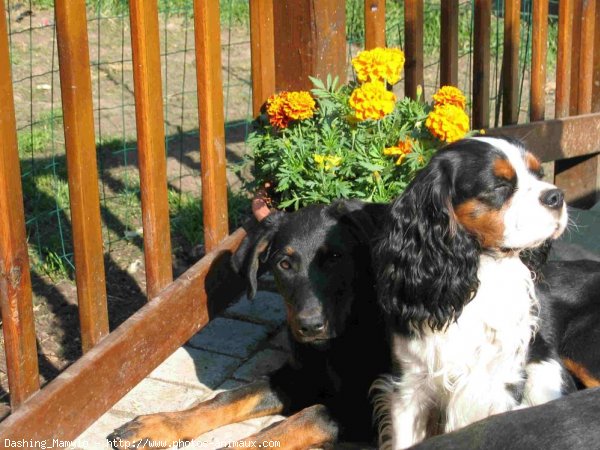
[539,188,564,210]
[297,315,326,337]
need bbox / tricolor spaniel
[373,137,573,449]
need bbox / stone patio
[72,289,290,450]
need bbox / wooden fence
[0,0,599,442]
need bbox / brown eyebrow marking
[284,246,295,256]
[493,158,516,180]
[524,152,542,173]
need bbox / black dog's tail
[369,374,398,450]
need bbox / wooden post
[273,0,346,91]
[250,0,276,117]
[555,0,600,207]
[405,0,424,99]
[440,0,459,87]
[556,0,573,118]
[0,0,40,408]
[568,0,583,116]
[502,0,521,125]
[55,0,109,353]
[473,0,491,129]
[530,0,549,122]
[593,6,600,113]
[364,0,386,49]
[129,0,174,298]
[194,0,229,251]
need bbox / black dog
[411,386,600,450]
[536,258,600,389]
[109,199,389,449]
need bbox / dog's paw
[107,414,186,449]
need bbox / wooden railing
[0,0,599,442]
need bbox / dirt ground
[0,4,557,416]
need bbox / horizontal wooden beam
[0,228,247,442]
[486,112,600,162]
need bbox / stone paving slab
[187,317,271,359]
[71,410,135,449]
[112,378,211,416]
[224,291,287,329]
[149,346,241,389]
[232,348,289,382]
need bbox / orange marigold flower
[384,138,413,165]
[282,91,316,120]
[352,47,405,85]
[425,104,470,143]
[432,86,467,110]
[349,81,396,121]
[266,91,316,128]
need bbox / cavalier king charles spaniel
[373,137,573,449]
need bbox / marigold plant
[245,49,474,210]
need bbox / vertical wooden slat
[364,0,386,49]
[194,0,229,251]
[555,1,600,207]
[55,0,109,353]
[0,0,39,408]
[472,0,491,129]
[576,0,596,114]
[129,0,173,298]
[593,5,600,112]
[530,0,549,121]
[502,0,521,125]
[404,0,424,99]
[250,0,275,117]
[568,0,583,115]
[440,0,459,87]
[273,0,347,92]
[556,0,573,118]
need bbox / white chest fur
[390,255,538,449]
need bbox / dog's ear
[373,158,480,332]
[330,199,387,244]
[232,211,285,299]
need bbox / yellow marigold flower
[313,154,342,171]
[384,138,413,165]
[432,86,467,110]
[352,47,405,85]
[266,91,316,128]
[349,81,396,121]
[425,104,470,143]
[282,91,316,120]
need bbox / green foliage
[246,76,453,210]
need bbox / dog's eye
[494,184,513,196]
[331,252,342,259]
[279,260,291,270]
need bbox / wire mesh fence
[9,0,558,282]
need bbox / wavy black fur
[373,152,481,334]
